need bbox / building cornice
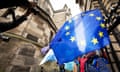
[32,6,57,33]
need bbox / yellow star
[89,14,94,16]
[100,23,105,28]
[68,19,72,23]
[66,32,70,36]
[96,17,101,20]
[91,38,98,45]
[65,26,70,30]
[99,31,104,37]
[70,36,75,42]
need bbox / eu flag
[50,9,110,64]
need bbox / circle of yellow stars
[64,13,106,46]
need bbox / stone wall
[0,38,60,72]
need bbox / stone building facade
[0,0,71,72]
[76,0,120,72]
[53,4,71,29]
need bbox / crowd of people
[58,51,110,72]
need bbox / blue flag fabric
[50,9,110,64]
